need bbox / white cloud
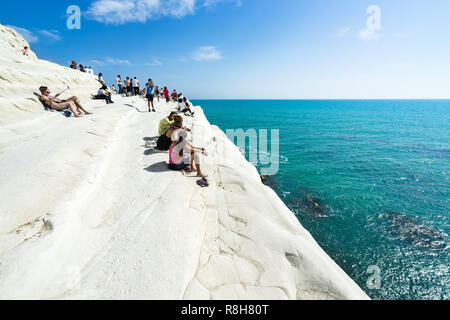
[90,57,131,66]
[203,0,242,7]
[106,57,131,65]
[145,58,163,66]
[335,27,350,38]
[7,26,63,43]
[192,46,223,62]
[86,0,241,25]
[357,28,380,41]
[91,60,106,66]
[39,30,61,41]
[7,25,39,43]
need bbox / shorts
[168,163,190,171]
[126,86,131,92]
[146,94,154,101]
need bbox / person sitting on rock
[98,73,105,85]
[180,98,195,116]
[156,115,184,151]
[95,85,114,104]
[169,129,208,178]
[21,46,29,56]
[39,86,92,117]
[158,112,177,136]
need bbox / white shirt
[98,89,106,96]
[132,79,139,87]
[116,77,122,84]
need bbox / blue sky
[1,0,450,99]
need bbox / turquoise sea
[192,100,450,300]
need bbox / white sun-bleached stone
[0,24,369,300]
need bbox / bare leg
[190,150,207,178]
[66,96,92,114]
[189,150,198,172]
[68,101,82,117]
[52,101,81,117]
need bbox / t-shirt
[164,89,169,98]
[146,83,154,95]
[98,89,106,96]
[158,117,173,136]
[169,142,186,165]
[116,77,122,84]
[132,79,139,87]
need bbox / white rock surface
[0,24,369,300]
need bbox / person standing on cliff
[132,77,140,96]
[164,87,170,103]
[116,75,122,94]
[154,86,160,102]
[145,79,156,112]
[125,77,131,96]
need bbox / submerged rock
[289,187,327,217]
[381,212,448,251]
[260,175,278,189]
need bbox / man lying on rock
[39,86,92,117]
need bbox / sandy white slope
[0,24,369,300]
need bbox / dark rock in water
[260,175,278,190]
[382,212,448,251]
[289,191,327,218]
[304,195,325,215]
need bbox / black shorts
[146,94,154,101]
[168,163,189,171]
[126,86,131,92]
[156,134,172,151]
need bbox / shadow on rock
[144,161,171,173]
[143,136,159,142]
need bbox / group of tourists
[115,76,141,97]
[70,61,94,74]
[37,61,208,183]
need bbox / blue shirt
[146,83,153,94]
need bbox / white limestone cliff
[0,24,369,300]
